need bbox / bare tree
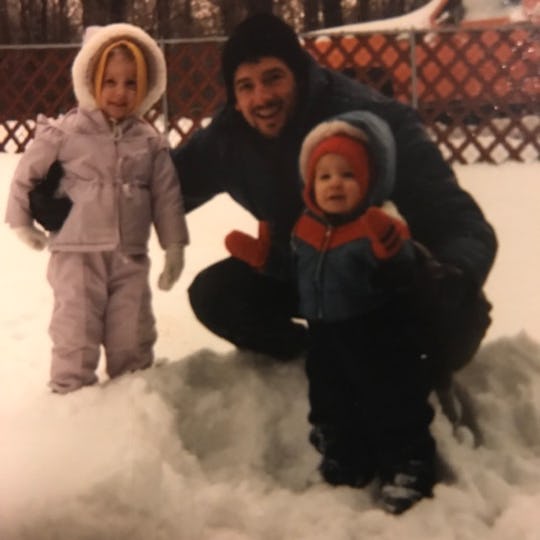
[303,0,319,30]
[110,0,128,21]
[394,0,406,16]
[215,0,274,35]
[183,0,193,30]
[18,0,55,42]
[20,0,35,41]
[40,0,47,39]
[0,0,11,42]
[81,0,128,27]
[321,0,342,27]
[55,0,70,40]
[245,0,272,16]
[216,0,245,35]
[155,0,171,37]
[357,0,370,21]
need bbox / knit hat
[72,23,166,116]
[221,13,309,103]
[93,40,148,112]
[306,133,370,191]
[299,111,397,214]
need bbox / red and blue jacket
[292,111,415,322]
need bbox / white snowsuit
[5,24,189,392]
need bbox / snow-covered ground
[1,150,539,539]
[307,0,530,35]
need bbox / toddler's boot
[309,425,375,488]
[377,433,436,514]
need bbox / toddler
[5,23,189,393]
[292,110,435,513]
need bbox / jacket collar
[76,107,138,135]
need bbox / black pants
[306,307,436,471]
[188,257,307,358]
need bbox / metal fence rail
[0,24,538,163]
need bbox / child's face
[97,53,138,120]
[313,153,367,215]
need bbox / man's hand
[225,221,270,270]
[364,204,410,260]
[416,251,474,315]
[28,161,72,232]
[13,225,48,251]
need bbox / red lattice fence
[0,24,538,163]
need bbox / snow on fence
[0,24,538,164]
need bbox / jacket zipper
[111,119,123,251]
[314,224,332,319]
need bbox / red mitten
[364,205,411,260]
[225,221,271,270]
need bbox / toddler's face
[313,153,367,215]
[97,53,138,121]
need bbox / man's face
[233,57,297,138]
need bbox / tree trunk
[0,0,11,43]
[394,0,405,17]
[57,0,69,41]
[156,0,170,38]
[303,0,319,31]
[245,0,273,16]
[357,0,370,22]
[183,0,193,27]
[217,0,244,36]
[322,0,342,27]
[82,0,105,26]
[82,0,127,27]
[20,0,32,42]
[40,0,47,41]
[110,0,127,23]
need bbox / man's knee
[188,258,243,322]
[187,266,211,315]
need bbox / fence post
[159,37,169,136]
[408,29,418,109]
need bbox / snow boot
[378,457,435,514]
[309,425,375,488]
[319,455,375,488]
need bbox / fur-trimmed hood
[299,110,396,215]
[71,23,166,116]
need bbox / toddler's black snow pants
[306,305,436,478]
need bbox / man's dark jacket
[171,55,497,288]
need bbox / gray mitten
[14,225,48,251]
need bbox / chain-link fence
[1,24,538,163]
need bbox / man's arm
[170,119,227,213]
[367,99,497,288]
[311,66,495,285]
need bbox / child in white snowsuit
[292,111,436,514]
[5,23,189,393]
